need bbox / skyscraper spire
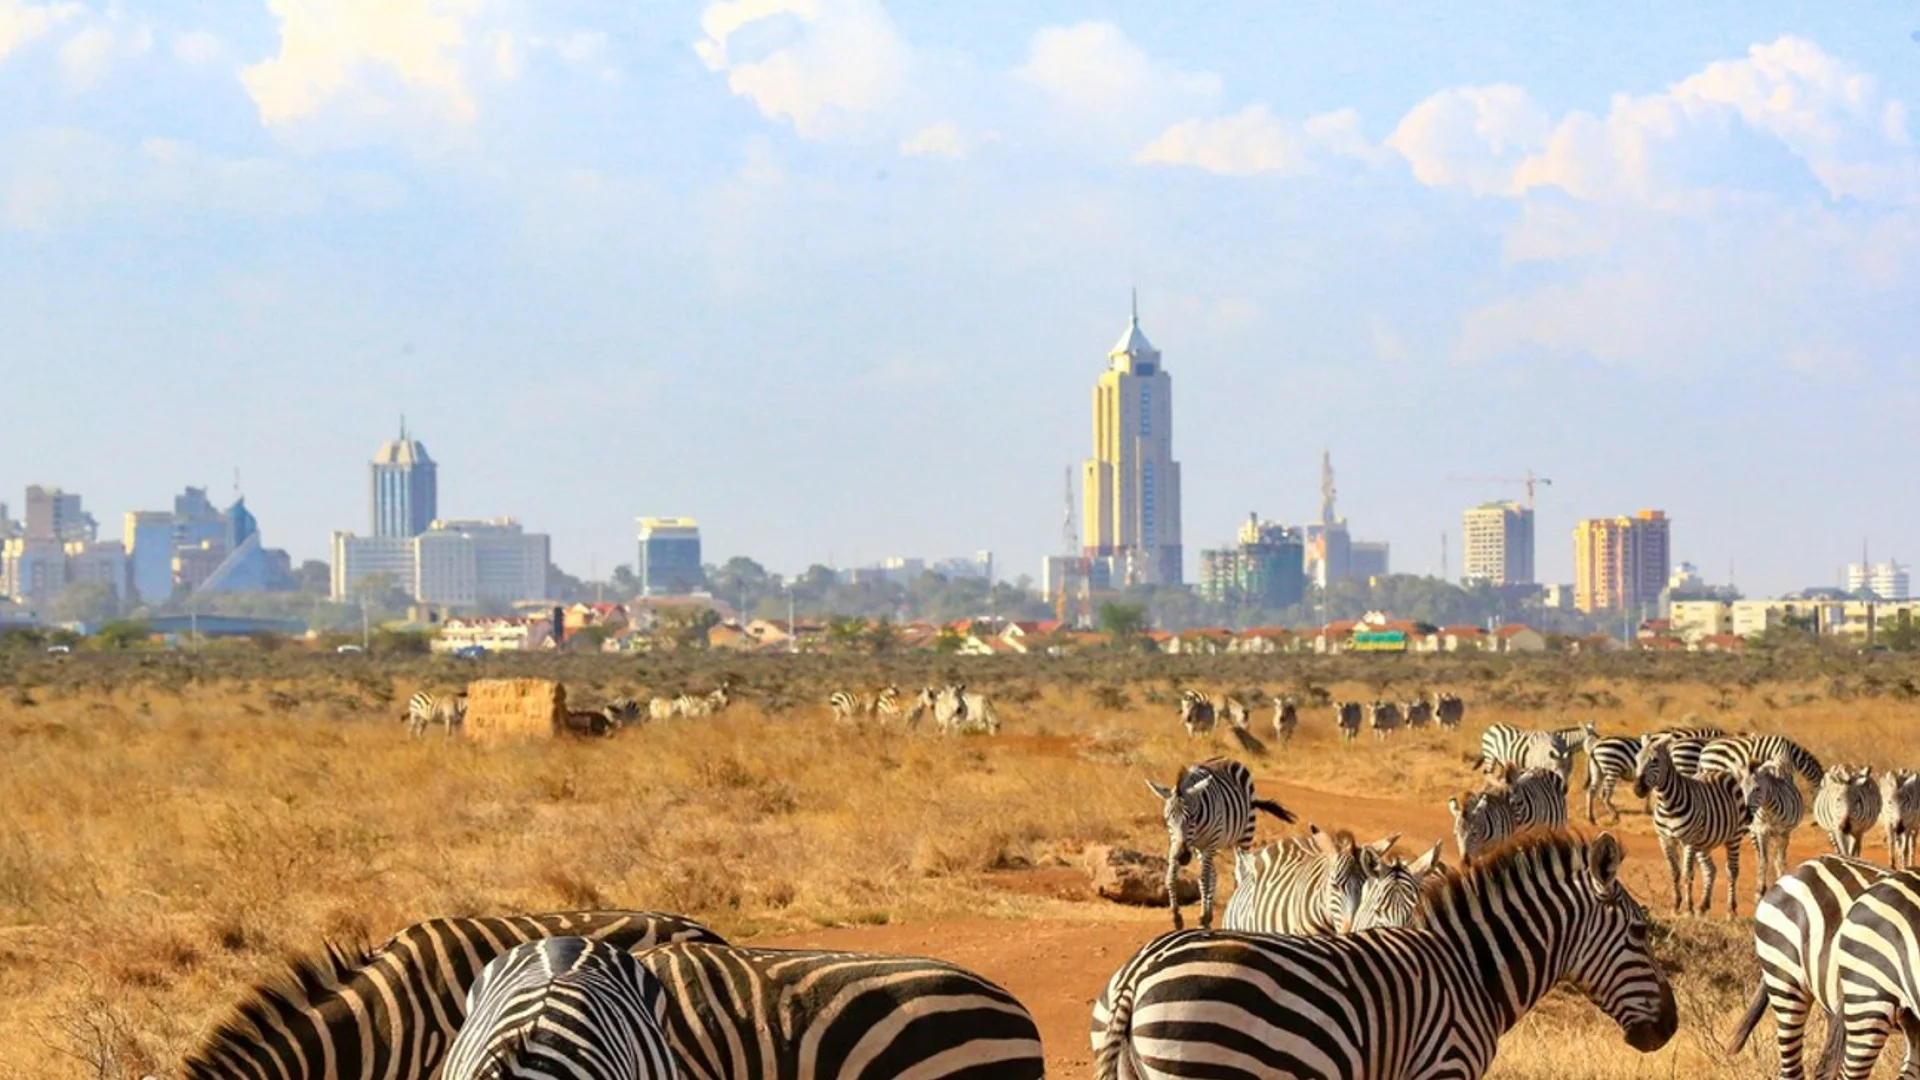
[400,413,408,441]
[1320,448,1337,526]
[1131,286,1138,323]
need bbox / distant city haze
[5,3,1918,596]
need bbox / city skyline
[4,4,1919,596]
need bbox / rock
[1084,845,1200,906]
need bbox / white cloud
[58,17,150,89]
[1018,21,1219,142]
[1385,84,1549,195]
[171,29,225,67]
[1135,104,1380,177]
[694,0,910,139]
[241,0,491,149]
[0,0,81,63]
[898,121,993,160]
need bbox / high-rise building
[1461,501,1535,586]
[1350,541,1391,581]
[637,518,705,596]
[1845,561,1911,601]
[1199,514,1305,608]
[1082,293,1183,586]
[331,519,549,607]
[25,485,95,542]
[124,510,176,603]
[370,421,438,538]
[1573,510,1671,613]
[0,539,64,606]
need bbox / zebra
[444,937,678,1080]
[635,942,1044,1079]
[1223,827,1389,936]
[1726,853,1896,1080]
[1585,734,1643,825]
[673,685,731,719]
[1403,696,1434,729]
[1743,760,1806,899]
[604,697,641,727]
[1699,733,1825,786]
[647,696,678,722]
[1449,769,1564,859]
[872,684,905,723]
[1477,722,1589,780]
[1832,870,1920,1080]
[1634,735,1750,915]
[1353,841,1446,931]
[1332,700,1362,742]
[560,707,619,738]
[1884,770,1920,871]
[1220,696,1252,730]
[1484,764,1569,829]
[954,688,1001,734]
[1434,692,1465,730]
[1178,690,1216,738]
[1146,758,1296,929]
[1272,697,1298,745]
[174,911,723,1080]
[405,690,466,738]
[827,689,870,724]
[1817,765,1882,857]
[1091,831,1677,1080]
[1661,735,1713,778]
[1368,700,1403,739]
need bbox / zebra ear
[1447,796,1462,818]
[1408,842,1443,877]
[1589,833,1624,892]
[1364,833,1400,856]
[1146,779,1174,800]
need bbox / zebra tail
[1229,726,1268,757]
[1813,1003,1847,1079]
[1252,798,1297,824]
[1724,985,1769,1054]
[1094,981,1138,1080]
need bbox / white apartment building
[332,519,548,607]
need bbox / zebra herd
[1176,689,1466,748]
[826,683,1001,734]
[402,686,732,740]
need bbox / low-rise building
[1668,600,1732,643]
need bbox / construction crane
[1447,469,1554,510]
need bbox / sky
[4,1,1919,597]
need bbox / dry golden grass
[1,653,1917,1078]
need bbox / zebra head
[1350,841,1444,932]
[1146,770,1215,867]
[1447,793,1494,860]
[1301,826,1370,933]
[1550,833,1678,1052]
[1631,737,1676,799]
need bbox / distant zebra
[1368,700,1403,739]
[827,689,870,724]
[1178,690,1217,738]
[637,942,1044,1079]
[1816,765,1882,857]
[1832,870,1920,1080]
[1726,853,1895,1080]
[955,688,1001,734]
[1272,697,1298,745]
[1883,770,1920,871]
[674,685,731,719]
[560,708,619,738]
[1743,761,1806,899]
[1091,832,1677,1080]
[1403,696,1434,729]
[1332,700,1363,742]
[405,691,466,738]
[1635,735,1750,915]
[647,696,678,722]
[444,937,678,1080]
[1220,696,1252,730]
[1146,758,1296,929]
[1585,735,1643,825]
[1223,827,1391,936]
[1434,692,1465,730]
[872,684,905,724]
[1699,733,1824,786]
[604,697,641,727]
[1449,768,1565,859]
[174,911,723,1080]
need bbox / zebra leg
[1839,1006,1897,1080]
[1660,834,1685,913]
[1165,847,1184,931]
[1723,839,1740,917]
[1771,985,1815,1080]
[1198,851,1218,930]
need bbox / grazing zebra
[827,689,870,724]
[1449,769,1565,859]
[1146,758,1296,929]
[1700,733,1825,786]
[1223,827,1391,936]
[444,937,678,1080]
[560,708,619,738]
[1635,736,1750,915]
[636,942,1044,1079]
[1091,831,1677,1080]
[1832,870,1920,1080]
[1478,722,1590,780]
[1484,764,1570,829]
[175,911,723,1080]
[647,696,678,722]
[1434,692,1465,730]
[674,685,731,719]
[1368,700,1403,739]
[1272,697,1298,744]
[1178,690,1216,738]
[405,690,466,738]
[1743,761,1807,899]
[604,697,641,727]
[1403,696,1434,729]
[1883,770,1920,871]
[1726,853,1895,1080]
[872,684,905,723]
[1816,765,1882,857]
[1332,700,1363,742]
[1585,734,1643,825]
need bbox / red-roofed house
[1491,624,1548,653]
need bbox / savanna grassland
[3,646,1920,1079]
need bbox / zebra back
[1333,700,1362,741]
[444,937,678,1080]
[1223,828,1370,935]
[1635,738,1749,848]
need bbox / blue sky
[5,1,1919,596]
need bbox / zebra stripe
[1092,831,1676,1080]
[1332,701,1362,743]
[1743,761,1806,900]
[1816,765,1882,858]
[444,937,678,1080]
[1727,854,1892,1080]
[1699,733,1824,786]
[1368,700,1403,739]
[1585,735,1642,825]
[635,943,1044,1080]
[955,689,1000,734]
[1882,770,1920,871]
[1271,698,1298,745]
[405,691,466,739]
[1635,736,1750,915]
[1449,769,1564,860]
[178,911,723,1080]
[872,685,905,723]
[1178,690,1217,738]
[1434,693,1465,730]
[672,685,731,719]
[1223,828,1379,936]
[1147,758,1296,930]
[827,689,869,724]
[1354,842,1445,932]
[1478,722,1591,780]
[1833,870,1920,1079]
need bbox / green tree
[652,607,720,652]
[865,619,899,654]
[826,615,870,652]
[1098,602,1149,643]
[92,620,152,650]
[292,559,331,596]
[1877,610,1920,652]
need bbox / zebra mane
[181,936,378,1076]
[1421,830,1599,914]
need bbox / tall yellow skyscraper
[1573,510,1670,612]
[1083,294,1183,586]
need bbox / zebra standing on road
[1816,765,1882,857]
[1434,692,1465,730]
[1832,870,1920,1080]
[1699,733,1824,787]
[636,942,1044,1080]
[1484,764,1570,828]
[1272,697,1298,745]
[444,937,679,1080]
[1368,700,1403,739]
[1333,700,1363,742]
[1585,735,1643,825]
[1178,690,1217,738]
[1742,761,1806,899]
[1091,831,1677,1080]
[1882,770,1920,871]
[175,911,723,1080]
[1478,722,1591,780]
[1223,827,1389,936]
[1635,735,1750,915]
[1726,853,1896,1080]
[405,691,466,738]
[1147,758,1296,929]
